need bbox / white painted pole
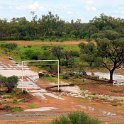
[22,61,24,81]
[58,60,60,91]
[21,61,24,91]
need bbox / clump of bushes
[0,43,17,51]
[0,75,18,92]
[2,105,23,112]
[52,112,100,124]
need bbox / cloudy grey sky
[0,0,123,22]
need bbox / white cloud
[59,4,67,9]
[85,0,94,5]
[84,0,97,12]
[16,2,44,11]
[0,6,3,9]
[67,11,73,15]
[86,6,96,11]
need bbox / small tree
[5,76,18,92]
[0,75,7,87]
[62,50,73,67]
[51,46,63,62]
[79,40,124,83]
[79,43,96,67]
[0,75,18,92]
[97,39,124,83]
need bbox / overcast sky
[0,0,124,22]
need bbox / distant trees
[0,12,124,41]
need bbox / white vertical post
[22,61,24,81]
[58,60,60,91]
[21,61,24,91]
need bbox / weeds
[52,112,100,124]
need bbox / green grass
[27,103,37,108]
[52,112,100,124]
[3,106,23,112]
[42,76,58,83]
[111,89,124,93]
[10,107,23,112]
[61,44,80,51]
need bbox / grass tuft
[52,111,100,124]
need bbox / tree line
[0,12,124,41]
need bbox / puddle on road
[77,104,120,118]
[24,107,57,112]
[87,72,124,83]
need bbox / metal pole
[58,60,60,91]
[21,61,24,91]
[22,61,24,81]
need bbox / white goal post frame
[21,60,60,91]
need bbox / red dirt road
[6,40,96,46]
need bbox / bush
[62,73,70,79]
[5,76,18,92]
[52,112,100,124]
[0,43,17,51]
[10,107,23,112]
[0,75,18,93]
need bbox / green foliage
[52,112,100,124]
[62,73,70,79]
[0,75,18,92]
[10,107,23,112]
[79,38,124,82]
[51,46,63,61]
[3,105,23,112]
[91,30,119,41]
[13,98,18,103]
[27,103,36,108]
[79,43,96,67]
[111,89,124,93]
[0,43,17,50]
[52,116,71,124]
[79,43,96,54]
[0,12,124,41]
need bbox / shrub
[52,116,71,124]
[0,43,17,51]
[0,75,18,93]
[10,107,23,112]
[27,103,36,108]
[13,99,18,103]
[52,112,100,124]
[62,73,70,79]
[5,76,18,92]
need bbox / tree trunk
[109,70,114,83]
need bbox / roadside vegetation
[0,39,124,83]
[0,75,34,112]
[51,112,100,124]
[0,75,18,92]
